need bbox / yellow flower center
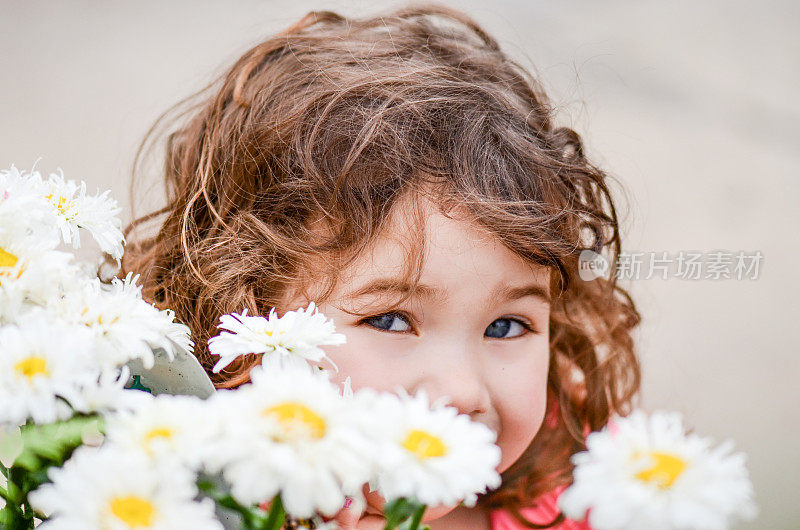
[110,495,156,527]
[263,402,326,440]
[98,314,120,326]
[0,246,18,268]
[14,357,49,381]
[263,328,287,342]
[46,193,76,218]
[632,450,687,489]
[143,427,174,449]
[79,307,121,327]
[402,429,448,459]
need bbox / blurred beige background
[1,1,797,528]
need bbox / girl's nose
[410,339,491,417]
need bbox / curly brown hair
[117,3,641,526]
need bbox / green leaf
[263,495,285,530]
[384,498,426,530]
[396,502,426,530]
[383,498,411,529]
[0,426,23,467]
[13,416,103,472]
[198,475,269,529]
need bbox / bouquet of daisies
[0,164,502,529]
[558,411,758,530]
[0,163,758,530]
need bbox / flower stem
[0,503,33,530]
[263,495,285,530]
[0,463,36,529]
[396,503,427,530]
[197,478,269,529]
[0,463,18,504]
[407,504,426,530]
[384,499,428,530]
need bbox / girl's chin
[363,489,457,523]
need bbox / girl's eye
[484,318,532,339]
[361,312,413,333]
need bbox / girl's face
[283,195,551,520]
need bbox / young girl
[119,3,641,529]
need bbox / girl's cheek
[492,356,549,472]
[324,327,415,392]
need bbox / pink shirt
[489,484,590,530]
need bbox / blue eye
[484,318,531,339]
[363,312,412,333]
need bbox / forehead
[331,192,552,302]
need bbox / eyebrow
[494,283,552,306]
[344,278,551,306]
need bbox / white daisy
[42,169,125,260]
[103,394,217,469]
[205,364,374,518]
[0,312,99,426]
[29,445,222,530]
[51,272,194,369]
[0,168,81,323]
[207,302,345,374]
[0,165,60,251]
[557,410,758,530]
[358,388,502,508]
[0,242,77,324]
